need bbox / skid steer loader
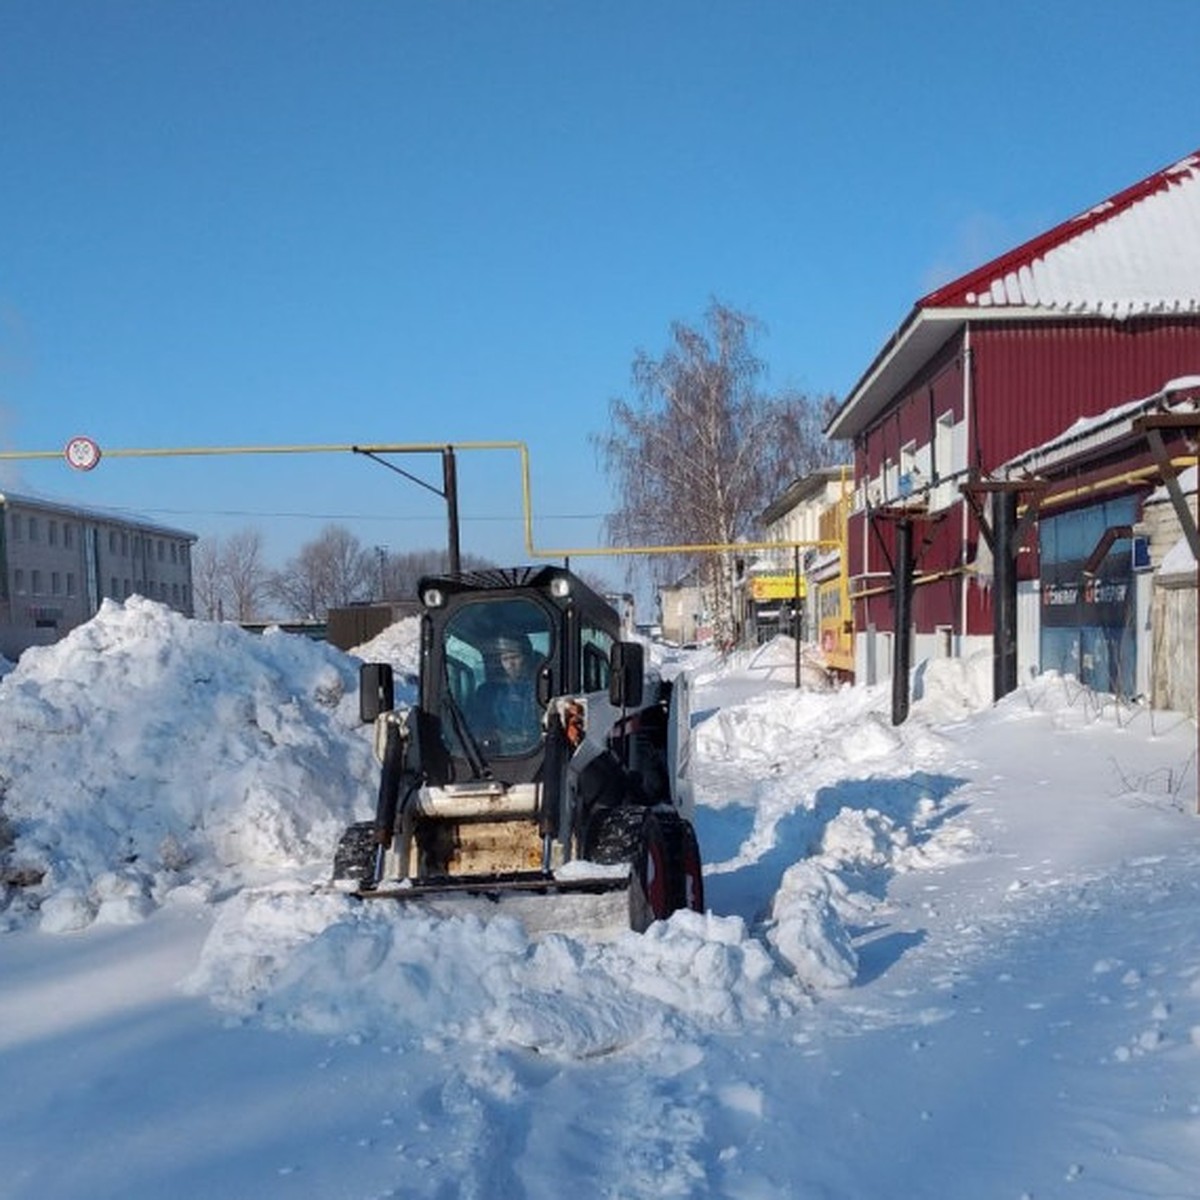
[333,566,705,932]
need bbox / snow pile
[740,635,830,688]
[0,598,377,933]
[188,891,799,1058]
[350,614,421,684]
[692,653,992,986]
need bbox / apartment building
[0,491,196,659]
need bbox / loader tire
[628,811,705,932]
[629,812,673,934]
[332,821,378,887]
[677,818,705,915]
[582,805,647,865]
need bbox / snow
[2,600,1199,1199]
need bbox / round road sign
[64,436,102,471]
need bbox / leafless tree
[268,524,375,619]
[381,548,497,601]
[595,299,844,645]
[192,537,226,621]
[222,529,270,621]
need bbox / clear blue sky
[3,1,1199,594]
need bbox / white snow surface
[2,599,1199,1199]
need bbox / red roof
[827,148,1200,439]
[917,149,1200,312]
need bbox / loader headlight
[549,576,570,598]
[422,586,445,608]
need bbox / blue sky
[3,1,1199,593]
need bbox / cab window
[581,623,614,693]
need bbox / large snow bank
[0,598,377,933]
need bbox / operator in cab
[466,633,543,754]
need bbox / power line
[104,506,613,524]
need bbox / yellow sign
[749,574,805,601]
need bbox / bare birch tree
[595,300,843,645]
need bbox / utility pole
[442,447,461,574]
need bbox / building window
[121,532,128,556]
[172,582,180,603]
[31,570,42,595]
[67,573,76,596]
[111,576,118,597]
[49,520,58,547]
[157,540,165,562]
[14,569,25,594]
[170,543,178,564]
[109,531,117,554]
[28,516,38,542]
[934,412,954,481]
[63,523,74,549]
[899,442,918,497]
[51,572,61,596]
[11,514,21,541]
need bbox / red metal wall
[971,318,1200,469]
[857,333,965,478]
[849,315,1200,641]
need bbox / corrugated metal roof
[920,151,1200,315]
[828,149,1200,441]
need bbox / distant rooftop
[0,489,197,541]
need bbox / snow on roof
[829,150,1200,441]
[0,488,197,541]
[921,151,1200,315]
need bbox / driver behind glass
[466,633,541,753]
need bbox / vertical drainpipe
[959,325,973,657]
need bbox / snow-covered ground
[1,598,1198,1199]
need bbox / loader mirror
[609,641,644,708]
[359,662,395,724]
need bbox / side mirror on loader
[609,641,644,709]
[360,662,395,724]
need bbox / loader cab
[414,567,623,787]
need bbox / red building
[826,150,1200,707]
